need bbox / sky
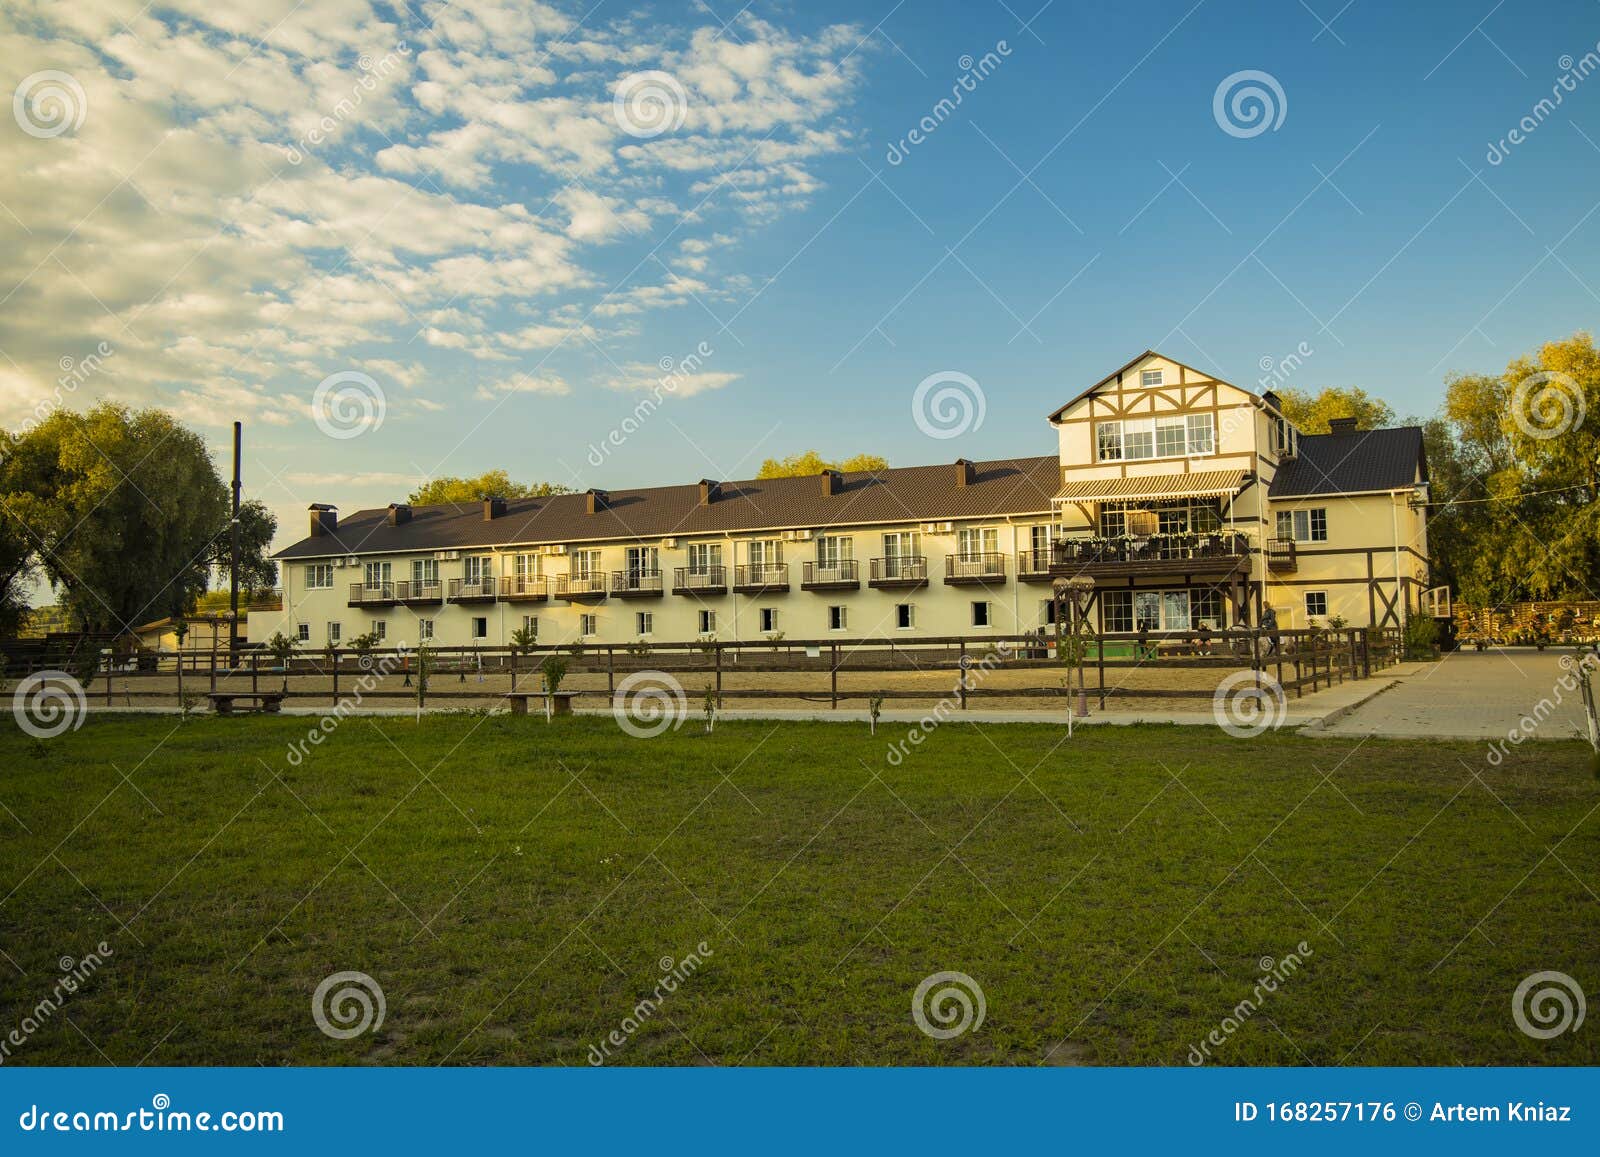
[4,0,1600,553]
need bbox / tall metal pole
[229,421,241,658]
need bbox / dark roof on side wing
[274,455,1061,559]
[1268,426,1427,498]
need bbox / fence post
[104,651,112,706]
[1097,637,1106,711]
[606,646,615,694]
[209,648,217,693]
[830,643,838,710]
[251,651,258,694]
[331,649,339,704]
[715,643,723,697]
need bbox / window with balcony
[512,553,538,579]
[1276,508,1327,543]
[363,562,390,589]
[572,549,601,577]
[411,558,439,585]
[956,528,997,558]
[305,563,333,589]
[1100,498,1222,537]
[747,539,782,566]
[626,546,659,576]
[464,555,494,582]
[815,535,852,566]
[687,543,722,574]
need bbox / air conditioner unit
[921,521,955,534]
[443,550,461,561]
[542,544,568,556]
[661,538,677,549]
[433,551,448,561]
[345,556,359,567]
[782,529,812,542]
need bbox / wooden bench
[207,691,285,716]
[504,691,578,716]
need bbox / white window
[521,615,539,636]
[572,549,602,577]
[687,543,722,574]
[580,613,597,637]
[828,605,847,631]
[327,622,342,643]
[698,609,716,634]
[895,604,914,630]
[362,561,390,589]
[957,528,997,558]
[411,558,439,585]
[1305,591,1329,620]
[305,563,333,589]
[759,608,778,633]
[747,539,782,566]
[816,535,853,566]
[418,618,434,641]
[636,611,653,636]
[626,546,659,576]
[512,553,538,579]
[1102,588,1227,632]
[373,621,387,640]
[1276,508,1328,543]
[881,531,921,578]
[471,617,488,640]
[296,623,310,642]
[464,555,494,582]
[1097,414,1215,462]
[1141,368,1163,387]
[972,601,991,627]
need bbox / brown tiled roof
[274,455,1061,559]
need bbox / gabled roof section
[1268,426,1428,498]
[274,455,1061,560]
[1047,350,1259,423]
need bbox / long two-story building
[253,351,1431,648]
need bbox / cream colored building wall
[251,517,1066,649]
[1263,489,1429,628]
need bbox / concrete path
[1307,649,1593,741]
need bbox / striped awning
[1053,469,1247,504]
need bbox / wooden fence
[5,628,1405,712]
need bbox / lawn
[0,712,1596,1066]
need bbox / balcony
[1266,538,1298,572]
[1017,550,1053,583]
[611,569,665,598]
[347,582,396,607]
[802,560,860,591]
[673,566,727,597]
[1051,532,1251,579]
[869,556,929,589]
[499,575,548,602]
[734,563,789,595]
[555,572,608,601]
[945,552,1008,586]
[394,580,442,605]
[448,577,498,603]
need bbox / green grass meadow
[1,712,1596,1066]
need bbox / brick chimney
[1327,416,1358,434]
[820,469,842,496]
[698,479,719,506]
[482,496,506,520]
[585,488,609,514]
[387,503,411,526]
[954,458,976,487]
[308,503,337,537]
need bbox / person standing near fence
[1260,606,1279,655]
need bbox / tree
[407,471,571,505]
[756,451,889,478]
[1,404,276,635]
[1275,387,1395,433]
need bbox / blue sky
[3,0,1599,549]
